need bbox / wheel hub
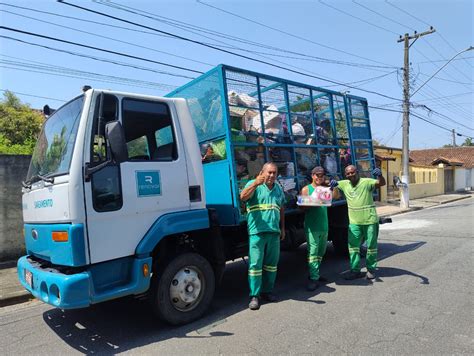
[169,267,203,311]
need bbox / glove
[372,168,382,177]
[329,179,339,190]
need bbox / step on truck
[18,65,376,325]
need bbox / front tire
[150,253,215,325]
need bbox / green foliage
[461,137,473,146]
[0,134,35,154]
[0,91,44,154]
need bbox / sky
[0,0,472,149]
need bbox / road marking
[380,219,433,230]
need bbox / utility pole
[452,129,456,147]
[397,27,435,209]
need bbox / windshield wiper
[22,174,55,189]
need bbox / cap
[311,166,325,175]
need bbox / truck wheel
[150,253,215,325]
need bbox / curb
[378,195,471,219]
[439,195,471,205]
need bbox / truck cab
[18,89,220,324]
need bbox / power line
[0,8,215,68]
[370,105,472,137]
[323,70,398,88]
[54,1,404,101]
[196,0,397,67]
[0,35,197,80]
[1,1,397,72]
[411,78,473,119]
[97,0,397,71]
[415,56,474,65]
[384,1,432,27]
[319,0,399,36]
[0,88,66,102]
[414,103,474,131]
[89,0,401,95]
[437,32,474,69]
[416,70,472,86]
[0,58,178,91]
[420,38,472,83]
[385,0,473,82]
[352,0,416,31]
[0,27,204,74]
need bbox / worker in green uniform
[330,165,386,280]
[300,166,340,291]
[240,162,285,310]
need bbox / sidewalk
[376,191,473,218]
[1,192,471,308]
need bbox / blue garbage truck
[18,65,376,324]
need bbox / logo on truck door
[136,171,161,197]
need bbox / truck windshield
[26,95,84,181]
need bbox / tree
[0,91,44,154]
[461,137,473,146]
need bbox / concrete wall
[454,168,473,191]
[0,155,30,261]
[409,166,445,199]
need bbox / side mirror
[43,105,55,116]
[105,121,128,163]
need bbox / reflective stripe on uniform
[348,204,375,211]
[247,204,281,213]
[367,249,378,254]
[263,265,277,272]
[248,269,262,276]
[308,256,322,262]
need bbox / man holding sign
[240,162,286,310]
[299,166,339,291]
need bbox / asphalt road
[1,199,473,355]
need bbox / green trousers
[348,223,379,272]
[248,232,280,297]
[305,229,328,280]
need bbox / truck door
[84,94,190,263]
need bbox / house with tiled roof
[410,147,474,192]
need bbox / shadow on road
[42,239,428,353]
[374,266,430,285]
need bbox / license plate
[25,270,33,289]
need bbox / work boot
[260,292,278,303]
[366,270,376,280]
[344,271,365,280]
[249,297,260,310]
[307,279,320,291]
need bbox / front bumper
[17,255,152,309]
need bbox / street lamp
[411,46,474,98]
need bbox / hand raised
[254,173,265,186]
[372,168,382,177]
[329,179,339,190]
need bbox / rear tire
[150,252,215,325]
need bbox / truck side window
[91,94,118,164]
[122,99,177,161]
